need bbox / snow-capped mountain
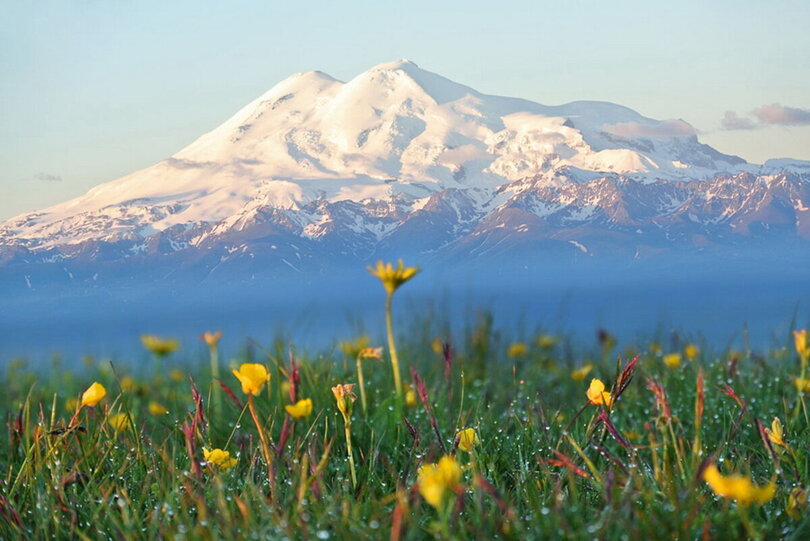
[2,60,809,283]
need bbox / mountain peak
[2,59,777,262]
[346,59,477,105]
[369,59,420,71]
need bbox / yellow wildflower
[81,382,106,407]
[108,413,132,433]
[148,402,168,416]
[586,379,612,407]
[537,334,557,348]
[332,384,356,418]
[121,376,137,392]
[795,378,810,393]
[338,335,370,358]
[649,342,662,355]
[663,353,682,369]
[684,344,699,361]
[140,335,180,357]
[571,364,593,381]
[232,364,270,396]
[203,447,237,470]
[431,337,444,355]
[368,259,420,295]
[787,487,808,520]
[359,347,383,359]
[65,397,79,412]
[169,369,184,383]
[765,417,786,447]
[507,342,528,358]
[418,455,462,509]
[703,463,776,506]
[404,383,418,407]
[201,330,222,348]
[456,428,480,452]
[623,430,642,441]
[794,330,809,360]
[285,398,313,420]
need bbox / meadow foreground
[2,268,810,540]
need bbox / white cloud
[753,103,810,126]
[602,119,696,138]
[720,110,757,130]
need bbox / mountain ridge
[1,60,809,287]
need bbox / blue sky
[1,0,809,220]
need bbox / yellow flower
[108,412,132,433]
[663,353,682,369]
[794,330,809,360]
[404,384,418,407]
[169,369,184,383]
[795,378,810,393]
[201,330,223,348]
[649,342,662,355]
[507,342,528,358]
[586,379,612,407]
[368,259,420,295]
[121,376,137,392]
[359,347,383,359]
[537,334,557,348]
[81,382,106,407]
[431,337,444,355]
[571,364,593,381]
[203,447,238,470]
[148,402,168,416]
[338,335,370,358]
[65,397,79,412]
[765,417,786,447]
[623,430,642,441]
[456,428,480,452]
[684,344,699,361]
[332,384,356,418]
[140,335,180,357]
[285,398,313,420]
[232,363,270,396]
[418,455,462,509]
[703,463,776,506]
[787,487,808,520]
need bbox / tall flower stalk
[356,346,382,415]
[368,260,419,398]
[202,331,223,418]
[332,384,358,488]
[232,363,274,500]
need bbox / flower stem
[344,419,357,488]
[248,395,275,502]
[356,355,368,415]
[209,345,222,419]
[385,292,403,398]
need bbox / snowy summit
[1,60,809,273]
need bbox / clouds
[753,103,810,126]
[720,111,756,131]
[720,103,810,130]
[166,157,262,170]
[602,119,697,138]
[33,172,63,182]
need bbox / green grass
[1,316,809,540]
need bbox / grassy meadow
[1,262,810,540]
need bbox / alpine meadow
[3,1,810,539]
